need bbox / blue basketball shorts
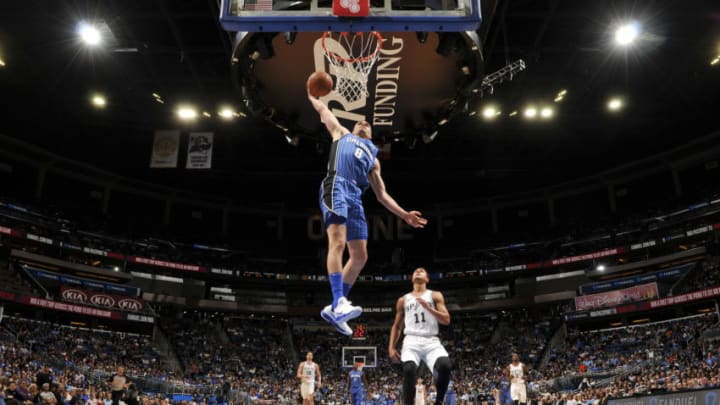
[350,390,365,405]
[319,175,367,241]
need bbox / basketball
[307,71,333,97]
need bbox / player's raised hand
[403,211,427,228]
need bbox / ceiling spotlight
[540,107,554,119]
[557,89,567,97]
[482,106,499,120]
[77,21,102,46]
[508,110,518,117]
[218,107,235,120]
[91,94,106,108]
[152,92,161,99]
[607,97,624,111]
[177,106,198,121]
[202,111,212,118]
[437,118,448,126]
[711,57,720,66]
[0,58,5,67]
[596,265,606,271]
[285,135,299,146]
[615,22,640,46]
[422,131,438,144]
[523,107,537,119]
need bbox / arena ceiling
[0,0,719,207]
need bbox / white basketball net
[322,32,383,102]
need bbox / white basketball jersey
[509,363,525,384]
[415,384,425,405]
[403,290,439,337]
[302,362,316,382]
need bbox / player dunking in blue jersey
[347,363,369,405]
[308,90,428,335]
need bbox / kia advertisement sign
[233,31,483,139]
[61,288,88,303]
[61,286,144,312]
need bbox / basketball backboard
[219,0,482,33]
[342,346,377,368]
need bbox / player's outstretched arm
[388,296,405,362]
[307,90,347,141]
[369,159,427,229]
[417,291,450,325]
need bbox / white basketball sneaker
[333,297,362,323]
[321,305,353,336]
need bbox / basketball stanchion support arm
[478,59,526,97]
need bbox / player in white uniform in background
[389,267,452,405]
[415,378,427,405]
[505,353,528,405]
[297,352,322,405]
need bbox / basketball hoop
[321,31,383,102]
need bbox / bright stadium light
[482,106,500,120]
[77,21,102,46]
[91,94,106,108]
[218,107,235,120]
[177,106,198,121]
[615,22,640,46]
[596,265,606,271]
[540,106,554,119]
[523,106,537,119]
[607,97,624,112]
[0,58,5,67]
[711,56,720,66]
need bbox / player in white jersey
[296,352,322,405]
[415,378,427,405]
[389,267,452,405]
[505,353,528,405]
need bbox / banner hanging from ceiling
[186,132,214,169]
[150,130,180,168]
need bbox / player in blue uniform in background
[347,363,369,405]
[444,380,456,405]
[308,90,428,336]
[493,374,512,405]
